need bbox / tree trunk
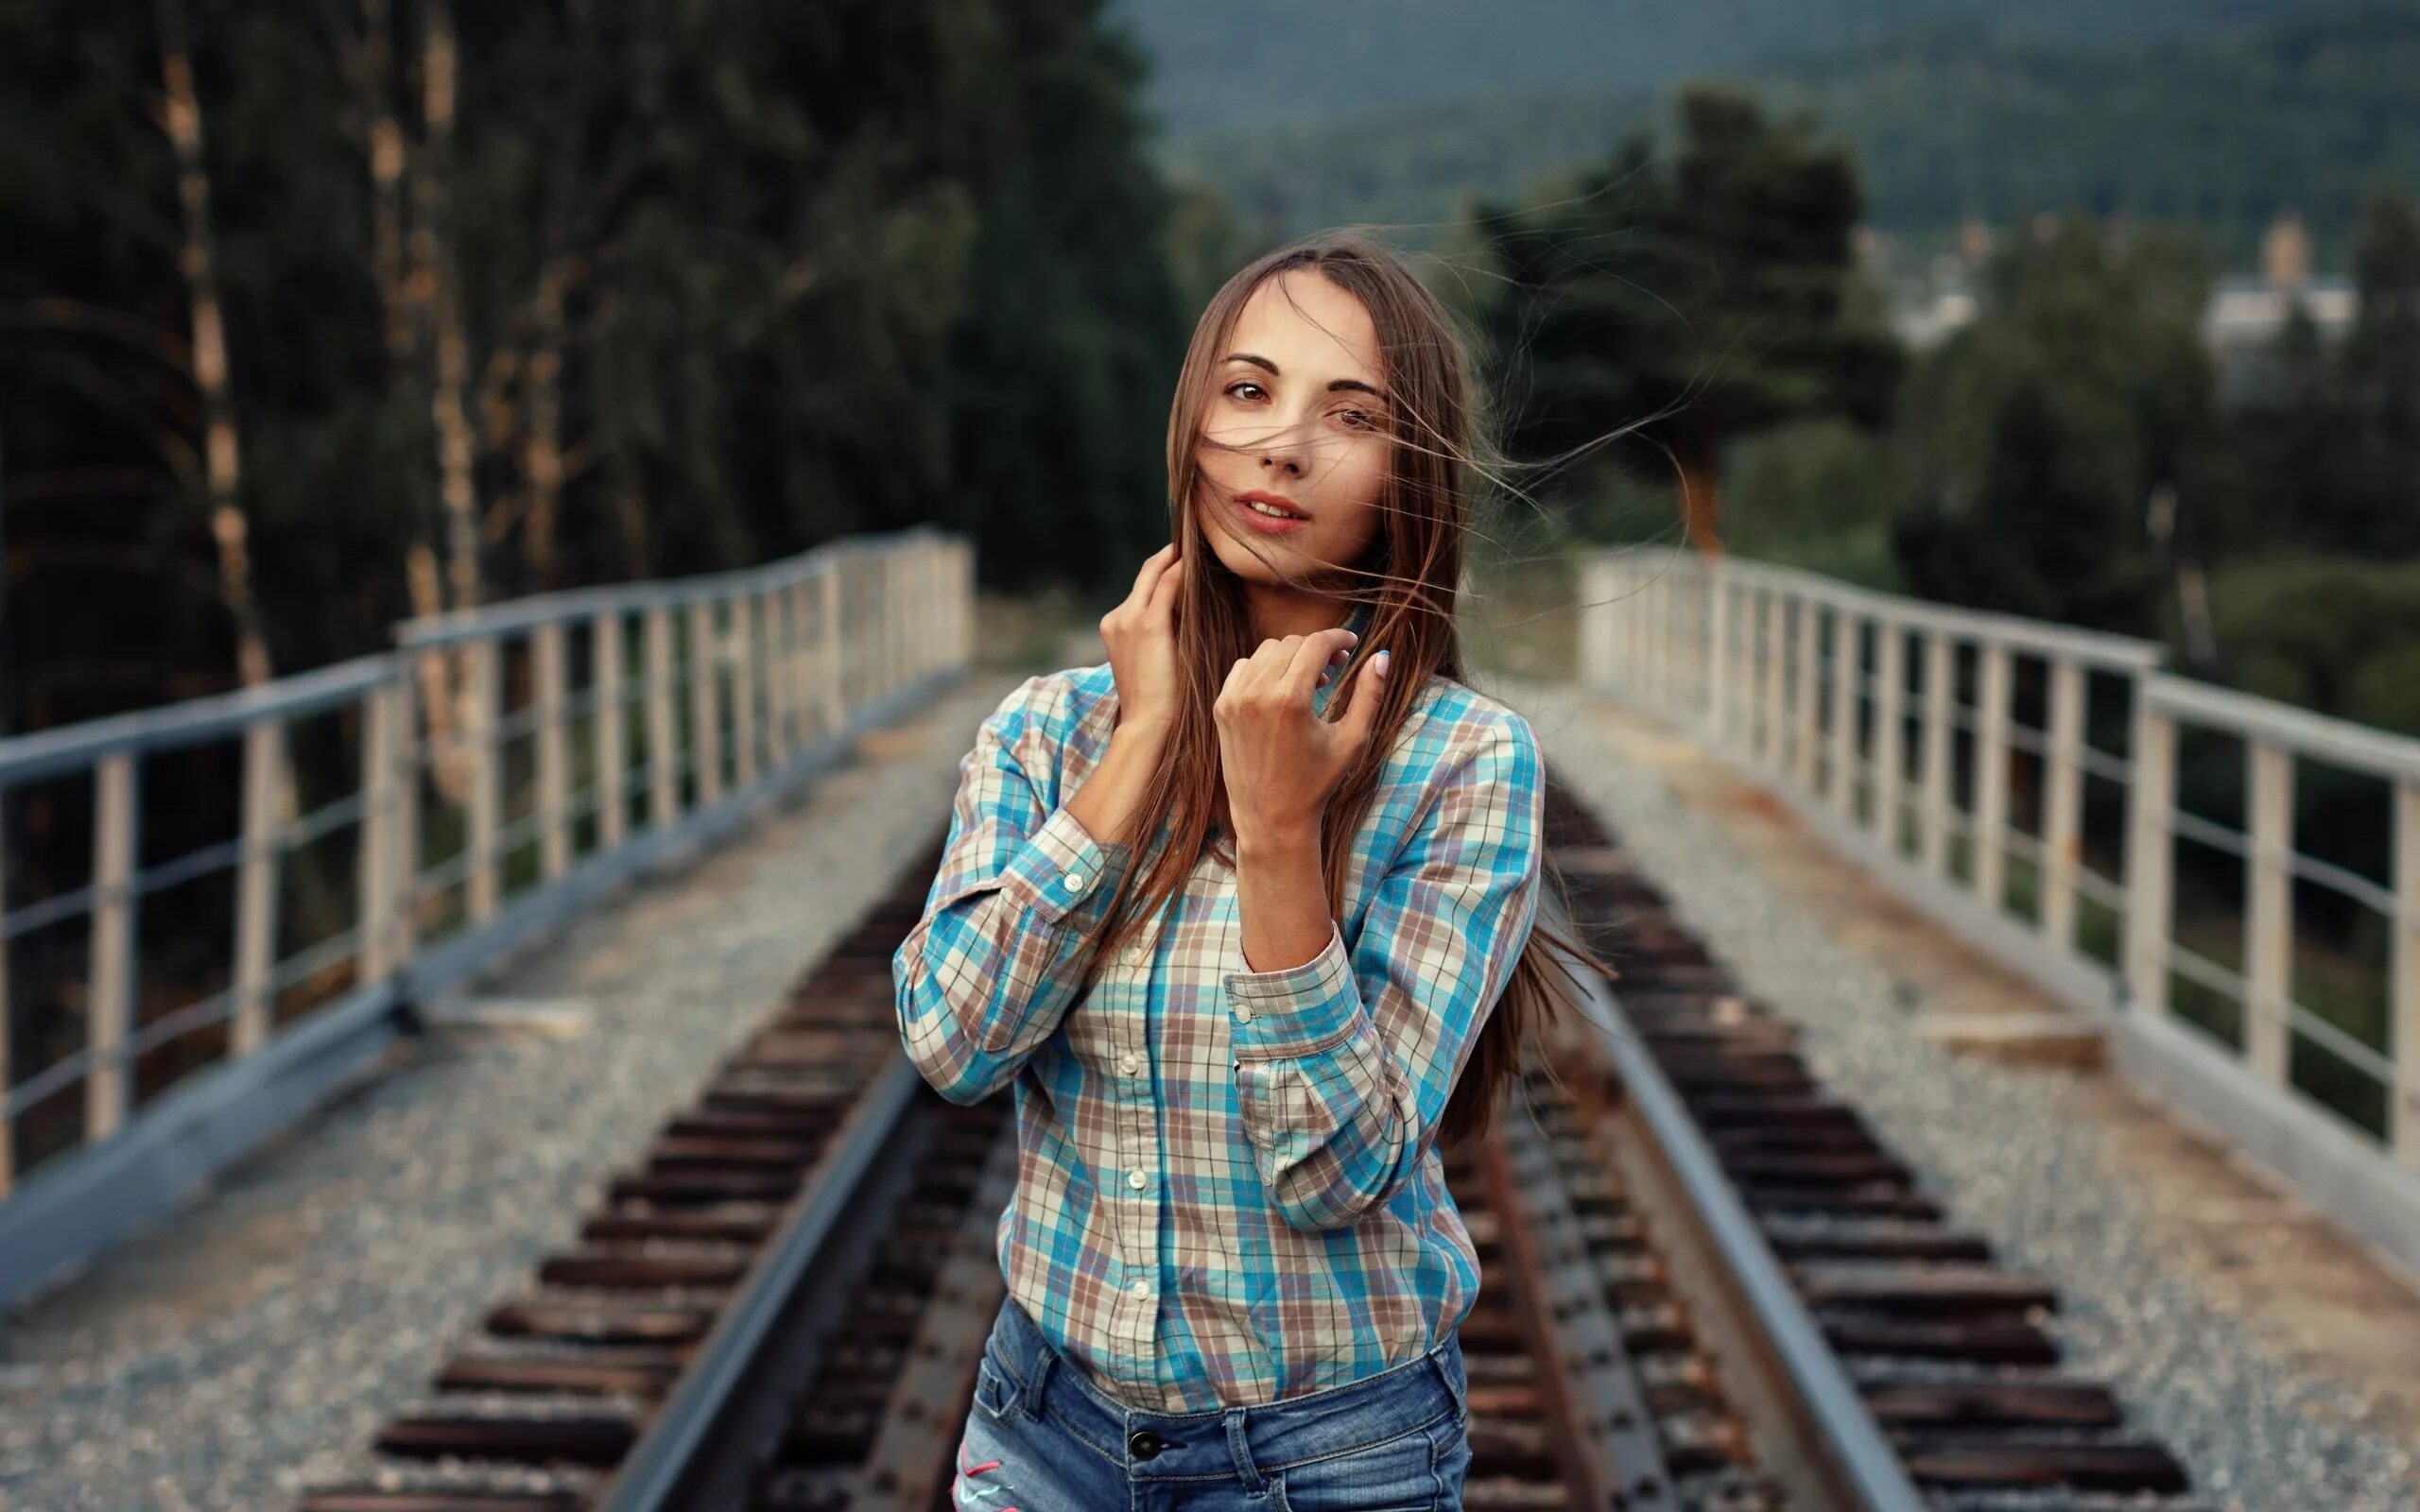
[1675,443,1725,556]
[417,0,480,617]
[523,259,573,583]
[155,0,273,689]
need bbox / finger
[1337,648,1392,745]
[1128,542,1177,605]
[1280,627,1360,703]
[1145,550,1184,625]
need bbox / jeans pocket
[969,1349,1023,1423]
[1269,1420,1445,1512]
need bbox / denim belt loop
[1425,1337,1461,1420]
[1221,1406,1267,1494]
[1020,1338,1056,1422]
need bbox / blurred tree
[2342,185,2420,557]
[0,0,1188,736]
[1890,213,2214,636]
[1466,85,1902,552]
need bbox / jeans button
[1127,1428,1164,1459]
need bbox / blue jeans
[951,1294,1473,1511]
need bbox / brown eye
[1339,407,1380,431]
[1224,380,1265,402]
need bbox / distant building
[1889,210,2356,395]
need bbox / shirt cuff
[999,803,1131,926]
[1225,923,1360,1059]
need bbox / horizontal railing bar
[282,789,371,852]
[2166,937,2245,1003]
[266,925,366,998]
[393,530,930,649]
[2170,808,2251,859]
[2291,852,2396,919]
[0,655,393,785]
[128,988,235,1060]
[2073,864,2125,911]
[2151,674,2420,784]
[4,1050,95,1121]
[2284,1001,2396,1085]
[134,836,245,900]
[1,884,100,942]
[2076,746,2134,785]
[1628,549,2169,671]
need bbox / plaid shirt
[891,658,1544,1410]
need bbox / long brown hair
[1083,229,1602,1150]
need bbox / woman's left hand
[1214,628,1391,852]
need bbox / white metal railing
[0,527,971,1299]
[1579,546,2420,1257]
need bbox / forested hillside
[1114,0,2308,139]
[1163,3,2420,265]
[0,0,1193,736]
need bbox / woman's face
[1192,269,1391,593]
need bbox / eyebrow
[1222,352,1390,402]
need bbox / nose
[1257,422,1310,478]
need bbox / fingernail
[1374,649,1392,671]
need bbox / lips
[1234,490,1309,535]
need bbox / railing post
[821,558,846,734]
[1920,628,1954,877]
[647,605,678,827]
[594,611,627,848]
[1792,593,1819,791]
[1975,641,2013,913]
[689,599,722,807]
[87,752,138,1141]
[359,678,407,985]
[465,636,501,923]
[2043,657,2085,952]
[732,592,760,788]
[1706,567,1731,746]
[1873,619,1904,850]
[2244,741,2293,1082]
[2394,778,2419,1169]
[391,679,424,965]
[1771,582,1790,774]
[1828,606,1858,817]
[534,621,570,882]
[2122,686,2175,1018]
[231,719,284,1057]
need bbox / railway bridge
[3,534,2415,1511]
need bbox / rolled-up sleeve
[1225,712,1544,1229]
[893,679,1130,1104]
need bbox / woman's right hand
[1098,543,1183,735]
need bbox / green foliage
[1890,215,2215,635]
[2204,557,2420,737]
[1723,419,1908,590]
[1461,86,1902,546]
[1160,4,2420,266]
[0,0,1190,736]
[1119,0,2305,143]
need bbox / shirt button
[1128,1168,1149,1191]
[1129,1279,1150,1299]
[1234,1005,1253,1024]
[1121,943,1147,966]
[1062,869,1087,895]
[1118,1053,1140,1075]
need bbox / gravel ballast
[0,675,1019,1512]
[1507,678,2418,1512]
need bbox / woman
[893,230,1584,1511]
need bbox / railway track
[295,772,2205,1512]
[1542,784,2204,1512]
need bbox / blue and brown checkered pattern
[892,660,1544,1410]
